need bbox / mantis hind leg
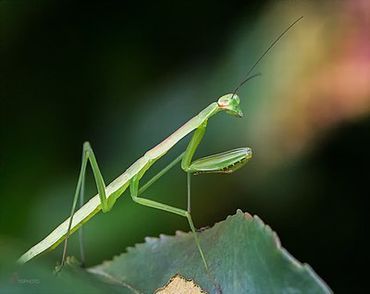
[57,142,112,271]
[130,175,208,271]
[57,150,184,272]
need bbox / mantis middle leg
[129,174,208,270]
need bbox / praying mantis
[18,17,303,271]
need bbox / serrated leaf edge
[89,209,332,293]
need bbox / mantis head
[217,94,243,118]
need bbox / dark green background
[1,1,369,292]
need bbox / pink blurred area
[310,0,370,126]
[254,0,370,162]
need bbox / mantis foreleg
[181,122,207,213]
[181,121,252,212]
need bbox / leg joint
[83,141,91,150]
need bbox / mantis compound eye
[217,94,239,107]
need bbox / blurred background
[1,0,369,292]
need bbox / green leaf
[89,210,331,293]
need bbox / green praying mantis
[18,17,303,271]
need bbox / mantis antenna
[232,16,304,97]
